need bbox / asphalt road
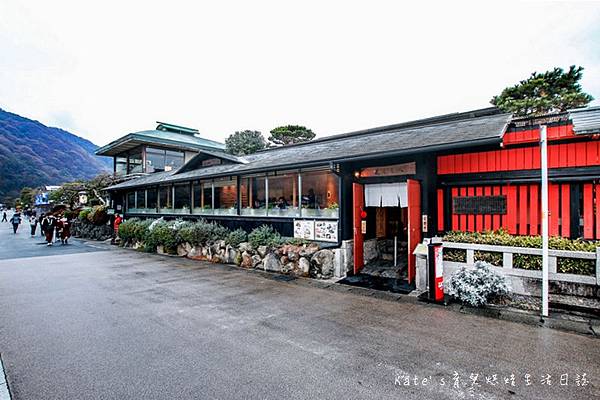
[0,224,598,399]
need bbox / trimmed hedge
[443,229,598,275]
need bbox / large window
[174,184,191,213]
[165,150,184,172]
[214,177,237,215]
[267,171,299,217]
[146,147,185,173]
[159,185,172,213]
[136,189,146,209]
[115,157,127,175]
[240,175,266,216]
[128,150,143,174]
[147,187,158,211]
[193,181,213,214]
[301,170,339,218]
[127,192,136,211]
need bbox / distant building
[95,122,225,176]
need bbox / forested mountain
[0,108,111,200]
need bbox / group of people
[2,209,71,246]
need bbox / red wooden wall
[437,141,600,174]
[582,183,600,240]
[441,183,575,237]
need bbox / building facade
[102,107,600,283]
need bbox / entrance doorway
[349,180,421,292]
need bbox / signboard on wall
[360,162,416,178]
[315,220,338,242]
[293,220,315,240]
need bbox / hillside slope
[0,108,111,199]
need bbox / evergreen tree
[225,130,266,155]
[268,125,315,146]
[491,65,593,116]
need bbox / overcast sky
[1,1,599,146]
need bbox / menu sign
[293,220,315,240]
[315,220,338,242]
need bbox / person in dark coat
[9,213,21,234]
[41,215,56,246]
[1,211,7,222]
[39,213,46,237]
[59,216,71,244]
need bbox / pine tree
[268,125,315,146]
[225,130,266,156]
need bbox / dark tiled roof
[106,109,511,190]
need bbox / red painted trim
[529,185,539,236]
[448,188,460,231]
[467,187,475,232]
[549,184,560,237]
[484,186,492,231]
[518,185,528,235]
[475,187,483,232]
[596,184,600,240]
[506,185,517,234]
[583,183,594,239]
[459,187,467,231]
[352,183,364,273]
[437,188,444,232]
[561,184,570,238]
[407,179,421,284]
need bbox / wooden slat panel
[506,185,517,234]
[437,189,444,232]
[529,185,539,236]
[451,187,459,230]
[549,183,560,237]
[475,187,483,231]
[596,184,600,240]
[532,145,541,169]
[493,186,501,230]
[460,187,467,230]
[519,185,528,235]
[583,183,594,239]
[467,187,475,232]
[561,184,570,238]
[484,186,492,230]
[549,145,559,168]
[568,143,577,167]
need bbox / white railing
[443,241,600,286]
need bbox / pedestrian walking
[9,213,21,234]
[41,214,56,246]
[39,213,46,237]
[59,216,71,245]
[1,210,7,222]
[29,215,38,237]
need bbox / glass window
[165,150,184,172]
[128,150,143,174]
[193,181,213,214]
[240,175,266,216]
[146,147,166,173]
[115,157,127,175]
[136,189,146,209]
[159,185,172,212]
[127,192,136,211]
[174,184,191,213]
[147,187,158,210]
[301,170,339,218]
[214,177,237,215]
[267,171,299,217]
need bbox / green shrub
[284,237,311,246]
[78,208,92,220]
[474,251,503,266]
[146,219,180,253]
[443,248,466,263]
[226,228,247,247]
[87,205,109,225]
[248,225,282,248]
[443,229,598,275]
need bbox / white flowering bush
[445,261,510,307]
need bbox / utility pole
[540,125,549,318]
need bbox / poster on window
[294,220,315,240]
[314,220,338,242]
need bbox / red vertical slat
[451,187,459,230]
[586,142,596,166]
[407,179,421,284]
[568,143,577,167]
[467,187,475,232]
[437,189,444,232]
[583,183,594,239]
[501,150,509,171]
[475,187,483,232]
[559,144,568,168]
[575,143,587,167]
[532,145,541,169]
[506,185,517,234]
[484,186,492,230]
[596,184,600,240]
[460,187,467,231]
[353,183,364,273]
[529,185,539,236]
[519,185,528,235]
[492,186,501,230]
[549,183,560,237]
[486,151,494,173]
[549,145,559,168]
[561,184,570,238]
[523,147,533,170]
